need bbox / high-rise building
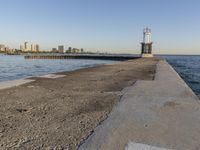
[52,48,57,53]
[20,42,39,52]
[35,44,39,52]
[5,46,9,52]
[20,44,24,51]
[0,44,5,51]
[68,47,72,53]
[31,44,35,51]
[24,42,29,51]
[72,48,80,53]
[58,45,64,53]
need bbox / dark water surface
[162,55,200,98]
[0,55,116,82]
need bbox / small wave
[34,65,42,68]
[189,80,200,85]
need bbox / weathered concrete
[79,60,200,150]
[0,75,65,90]
[0,79,35,90]
[141,54,154,58]
[125,142,172,150]
[37,74,66,79]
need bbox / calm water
[163,55,200,98]
[0,55,116,82]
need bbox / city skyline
[0,40,87,54]
[20,42,40,52]
[1,0,200,54]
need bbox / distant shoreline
[1,52,200,56]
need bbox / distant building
[20,41,29,51]
[24,42,29,51]
[20,42,39,52]
[35,44,39,52]
[31,44,35,51]
[68,47,72,53]
[81,48,84,53]
[5,46,10,52]
[52,48,57,53]
[0,44,5,51]
[58,45,64,53]
[20,44,24,51]
[72,48,80,53]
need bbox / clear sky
[1,0,200,54]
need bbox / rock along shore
[0,58,158,149]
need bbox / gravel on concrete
[0,58,158,149]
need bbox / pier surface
[79,60,200,150]
[0,58,157,149]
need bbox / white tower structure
[141,27,153,57]
[143,28,151,43]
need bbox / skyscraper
[68,47,72,53]
[20,42,39,52]
[20,44,24,51]
[58,45,64,53]
[24,42,29,51]
[52,48,57,53]
[0,44,5,51]
[31,44,35,51]
[35,44,39,52]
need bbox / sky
[0,0,200,54]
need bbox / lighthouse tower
[141,27,153,58]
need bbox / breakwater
[24,54,139,61]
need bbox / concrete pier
[79,60,200,150]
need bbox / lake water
[0,55,116,82]
[163,55,200,98]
